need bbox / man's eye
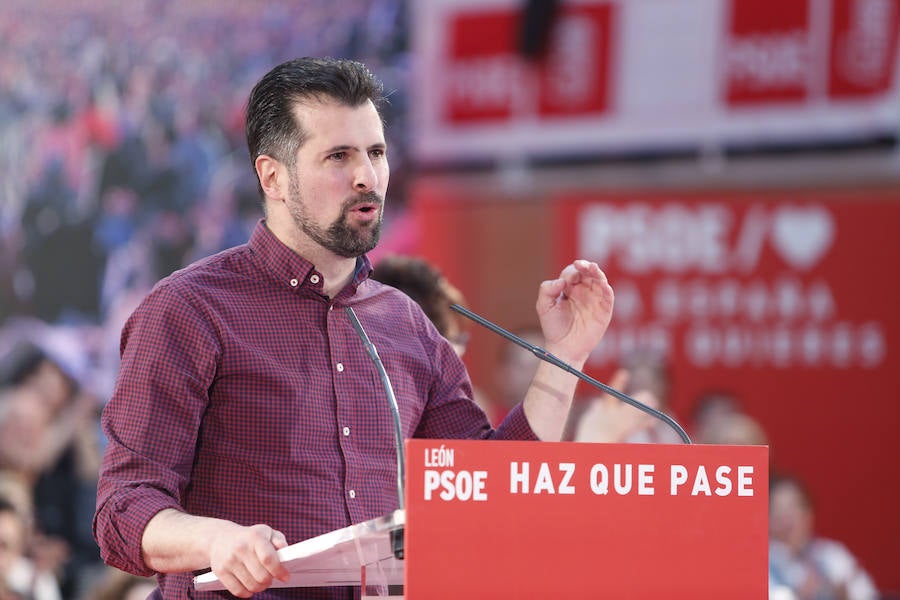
[329,152,346,161]
[370,149,385,158]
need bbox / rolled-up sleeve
[93,282,219,575]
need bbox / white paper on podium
[193,510,405,591]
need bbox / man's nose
[353,158,378,191]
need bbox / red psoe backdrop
[554,190,900,591]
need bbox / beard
[287,176,384,258]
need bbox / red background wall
[411,179,900,593]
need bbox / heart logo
[771,205,835,270]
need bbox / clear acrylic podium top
[193,510,405,592]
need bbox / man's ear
[255,155,285,201]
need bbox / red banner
[445,4,614,124]
[724,0,900,105]
[829,0,900,97]
[554,191,900,591]
[725,0,812,104]
[559,195,894,371]
[413,0,900,164]
[446,10,519,122]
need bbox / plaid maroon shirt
[94,221,536,599]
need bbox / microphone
[450,304,693,444]
[344,306,406,559]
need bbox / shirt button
[289,278,299,287]
[310,274,320,284]
[336,363,344,372]
[349,490,356,499]
[342,426,351,436]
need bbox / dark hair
[245,57,385,193]
[769,472,814,511]
[0,341,77,398]
[0,342,46,386]
[0,496,17,516]
[691,389,741,420]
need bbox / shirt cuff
[493,403,539,441]
[96,490,183,577]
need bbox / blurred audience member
[0,476,32,531]
[0,384,55,483]
[77,567,155,600]
[770,581,799,600]
[569,350,680,443]
[569,368,649,442]
[0,497,62,600]
[1,343,100,467]
[0,386,69,595]
[0,344,103,598]
[690,389,743,443]
[698,411,768,446]
[370,255,469,356]
[769,473,878,600]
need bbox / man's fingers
[536,278,566,313]
[557,263,585,290]
[566,260,603,279]
[218,566,254,598]
[271,530,289,550]
[270,530,291,581]
[210,524,287,595]
[537,260,613,316]
[256,529,290,582]
[243,545,276,588]
[556,261,610,298]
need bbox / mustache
[343,191,384,210]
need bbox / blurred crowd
[0,1,885,599]
[0,0,410,325]
[0,0,408,597]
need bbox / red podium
[407,439,768,598]
[196,440,768,598]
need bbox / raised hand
[535,260,614,367]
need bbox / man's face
[285,98,389,258]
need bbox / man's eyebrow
[323,142,386,153]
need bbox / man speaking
[93,57,614,599]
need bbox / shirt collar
[337,255,373,301]
[248,219,373,296]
